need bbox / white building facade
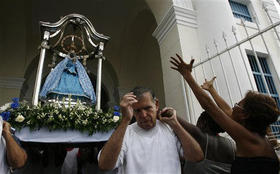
[1,0,280,132]
[1,0,280,173]
[152,0,280,131]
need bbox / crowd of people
[98,53,280,174]
[169,54,280,174]
[2,53,280,174]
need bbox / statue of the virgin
[39,37,96,104]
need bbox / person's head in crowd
[232,91,280,137]
[196,111,225,136]
[130,86,159,130]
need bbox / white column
[32,31,50,106]
[153,1,199,123]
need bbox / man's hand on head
[120,92,138,122]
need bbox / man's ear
[154,99,160,120]
[154,98,159,111]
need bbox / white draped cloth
[15,127,114,143]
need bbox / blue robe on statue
[40,57,96,104]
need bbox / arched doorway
[20,0,165,108]
[15,0,165,173]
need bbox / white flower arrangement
[0,98,121,135]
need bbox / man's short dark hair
[130,86,156,100]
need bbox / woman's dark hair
[243,91,280,136]
[197,111,225,135]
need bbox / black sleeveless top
[231,156,279,174]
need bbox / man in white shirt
[0,117,27,174]
[98,87,203,174]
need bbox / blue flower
[113,111,120,116]
[11,102,19,109]
[12,98,19,103]
[0,111,11,121]
[10,97,20,109]
[114,105,120,111]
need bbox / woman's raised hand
[170,54,194,76]
[201,76,216,91]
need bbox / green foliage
[2,100,121,135]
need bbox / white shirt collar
[132,120,159,138]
